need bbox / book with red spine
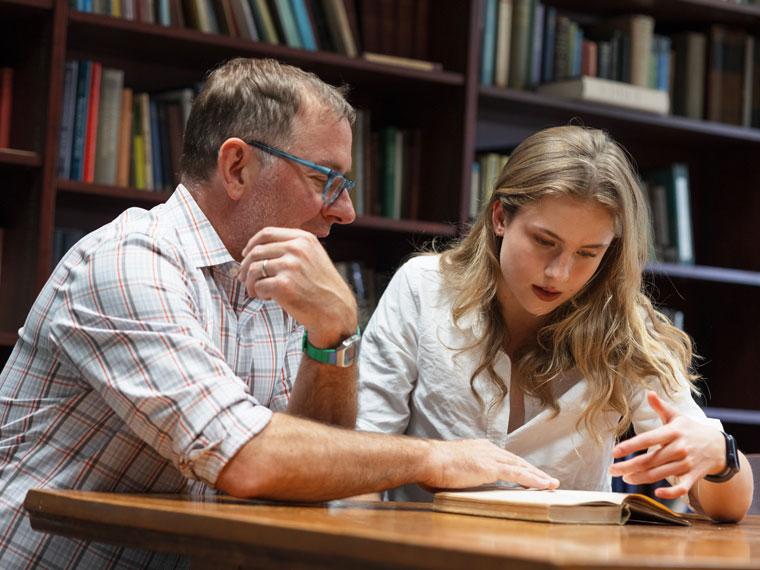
[82,62,102,183]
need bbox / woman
[357,126,753,521]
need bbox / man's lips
[532,285,561,302]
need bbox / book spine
[70,60,92,180]
[116,87,133,187]
[274,0,302,48]
[541,5,556,83]
[530,1,544,87]
[94,68,124,185]
[83,61,102,183]
[494,0,513,88]
[149,99,163,190]
[290,0,317,50]
[481,0,498,85]
[57,61,79,178]
[508,0,532,89]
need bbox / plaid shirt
[0,185,303,569]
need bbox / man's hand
[239,227,357,347]
[423,438,560,491]
[609,391,726,500]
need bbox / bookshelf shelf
[0,148,42,168]
[0,0,52,13]
[67,12,465,90]
[350,215,457,237]
[479,87,760,146]
[57,180,172,205]
[0,331,18,347]
[646,263,760,287]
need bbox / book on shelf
[536,75,670,115]
[471,152,509,219]
[361,52,442,72]
[707,25,747,126]
[0,67,12,149]
[672,32,707,120]
[493,0,512,88]
[642,163,693,265]
[433,488,691,526]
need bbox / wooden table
[25,489,760,569]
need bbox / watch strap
[704,431,740,483]
[302,328,361,368]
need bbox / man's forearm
[216,412,426,500]
[286,357,357,427]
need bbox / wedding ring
[261,260,269,279]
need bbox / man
[0,58,556,568]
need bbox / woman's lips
[532,285,561,302]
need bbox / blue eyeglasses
[247,140,355,207]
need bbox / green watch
[302,328,361,367]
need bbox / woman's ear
[492,200,506,236]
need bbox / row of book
[57,59,194,190]
[350,111,422,219]
[70,0,432,66]
[480,1,760,128]
[641,163,694,265]
[481,5,673,92]
[469,152,510,220]
[0,68,13,148]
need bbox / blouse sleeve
[356,259,423,434]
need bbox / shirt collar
[163,184,236,269]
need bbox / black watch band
[704,431,740,483]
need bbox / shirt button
[229,267,239,279]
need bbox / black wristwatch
[704,431,740,483]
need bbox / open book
[433,489,691,526]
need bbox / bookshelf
[1,0,760,455]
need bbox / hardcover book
[433,489,691,526]
[536,75,670,114]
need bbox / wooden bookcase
[1,0,759,451]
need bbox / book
[480,0,498,85]
[493,0,512,88]
[645,163,693,264]
[94,67,124,186]
[433,489,691,526]
[594,15,654,88]
[82,61,102,183]
[672,32,706,120]
[536,75,670,115]
[57,61,79,178]
[362,52,442,72]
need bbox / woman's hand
[608,391,726,500]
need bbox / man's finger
[244,226,311,254]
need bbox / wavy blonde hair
[440,126,697,440]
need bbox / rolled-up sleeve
[50,232,271,486]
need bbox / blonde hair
[440,125,696,439]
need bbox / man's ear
[492,200,506,236]
[217,138,259,201]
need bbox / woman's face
[492,194,616,323]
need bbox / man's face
[252,107,356,237]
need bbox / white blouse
[356,255,721,502]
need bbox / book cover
[322,0,357,56]
[82,62,102,183]
[290,0,317,50]
[672,32,706,120]
[508,0,532,89]
[272,0,302,48]
[536,75,670,115]
[57,61,79,178]
[70,60,92,180]
[116,87,133,188]
[94,68,124,186]
[434,489,691,526]
[707,26,745,125]
[494,0,512,88]
[480,0,498,86]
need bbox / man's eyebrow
[537,227,609,249]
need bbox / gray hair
[180,57,355,184]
